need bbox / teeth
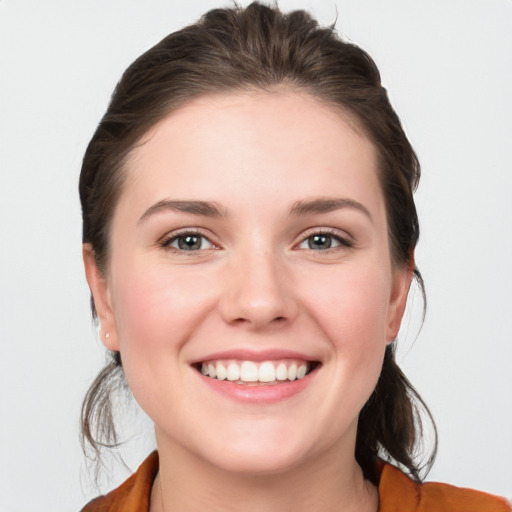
[258,361,275,382]
[216,362,227,380]
[226,362,240,381]
[240,361,258,382]
[276,363,288,381]
[200,359,313,383]
[208,363,217,379]
[297,364,307,379]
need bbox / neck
[150,431,378,512]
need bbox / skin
[83,90,412,512]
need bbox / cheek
[113,258,210,327]
[301,262,390,407]
[302,262,391,350]
[289,263,391,445]
[108,261,217,384]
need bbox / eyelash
[159,229,217,253]
[295,228,354,252]
[159,228,353,254]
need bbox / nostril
[229,315,287,329]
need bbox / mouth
[193,359,320,386]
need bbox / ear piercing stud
[105,332,110,339]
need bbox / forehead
[135,89,369,152]
[118,90,383,220]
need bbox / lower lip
[196,369,317,404]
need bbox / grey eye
[166,233,214,251]
[308,234,334,250]
[178,235,202,250]
[297,232,352,251]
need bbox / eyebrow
[289,197,373,222]
[138,200,226,223]
[138,197,372,224]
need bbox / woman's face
[84,91,411,475]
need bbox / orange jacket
[81,452,510,512]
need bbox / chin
[208,446,308,477]
[192,426,317,476]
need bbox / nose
[219,249,298,330]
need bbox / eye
[162,232,215,252]
[297,231,353,251]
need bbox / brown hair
[80,2,436,484]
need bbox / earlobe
[386,259,414,342]
[82,244,120,351]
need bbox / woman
[79,3,510,511]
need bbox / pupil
[309,235,331,250]
[178,235,201,250]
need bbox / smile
[199,359,315,384]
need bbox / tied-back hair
[79,2,437,484]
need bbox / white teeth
[208,363,217,379]
[258,361,276,382]
[200,359,314,383]
[276,363,288,381]
[227,362,240,381]
[216,362,227,380]
[240,361,258,382]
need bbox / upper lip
[190,348,320,364]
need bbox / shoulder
[80,452,159,512]
[378,463,511,512]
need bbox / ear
[386,256,415,342]
[82,243,120,351]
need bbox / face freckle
[98,90,411,475]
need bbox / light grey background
[1,1,511,511]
